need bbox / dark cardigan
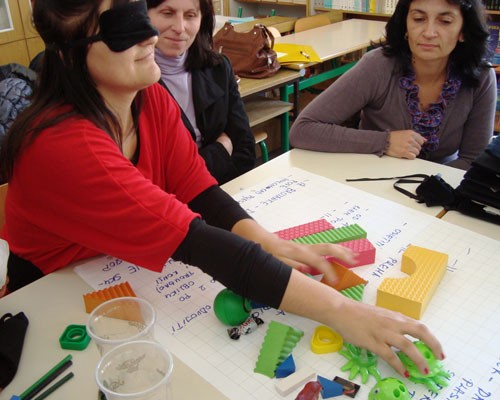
[162,56,256,184]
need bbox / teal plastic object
[368,378,411,400]
[213,289,252,326]
[59,324,91,350]
[397,341,450,393]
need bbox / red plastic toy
[295,381,322,400]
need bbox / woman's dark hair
[0,0,143,182]
[146,0,222,70]
[381,0,490,87]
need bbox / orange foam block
[376,245,448,319]
[321,261,367,291]
[83,281,136,313]
[327,238,376,268]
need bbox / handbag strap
[254,24,275,48]
[346,173,430,202]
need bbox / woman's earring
[404,32,408,40]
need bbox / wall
[0,0,44,66]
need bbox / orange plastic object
[320,261,368,291]
[376,245,448,319]
[310,326,343,354]
[83,282,136,313]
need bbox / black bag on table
[454,136,500,223]
[0,312,29,389]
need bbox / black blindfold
[63,1,158,52]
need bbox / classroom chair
[294,14,335,95]
[0,183,7,232]
[254,132,269,163]
[294,14,331,33]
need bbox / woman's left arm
[447,68,496,169]
[188,185,355,283]
[231,218,356,285]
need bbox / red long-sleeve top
[3,83,217,274]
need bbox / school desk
[274,18,387,150]
[239,69,301,147]
[234,16,297,34]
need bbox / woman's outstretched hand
[280,270,444,378]
[331,296,444,377]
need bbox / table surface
[441,208,500,241]
[0,267,228,399]
[223,150,466,217]
[275,19,386,69]
[234,16,297,34]
[238,68,302,98]
[1,150,496,400]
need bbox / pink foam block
[274,219,334,241]
[327,238,376,268]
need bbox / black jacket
[162,56,255,184]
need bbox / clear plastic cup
[96,340,173,400]
[87,297,156,356]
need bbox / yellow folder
[273,43,321,64]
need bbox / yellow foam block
[376,245,448,319]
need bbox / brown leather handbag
[213,22,281,79]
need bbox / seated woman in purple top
[290,0,495,170]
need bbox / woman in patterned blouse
[290,0,495,170]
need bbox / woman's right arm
[289,50,390,155]
[173,217,443,378]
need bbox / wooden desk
[234,16,297,34]
[275,19,386,70]
[214,16,300,153]
[239,69,301,151]
[274,19,386,150]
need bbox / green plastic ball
[368,378,411,400]
[213,289,252,326]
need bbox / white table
[2,151,497,400]
[275,19,386,70]
[441,210,500,241]
[223,149,466,217]
[0,267,227,399]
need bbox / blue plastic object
[275,354,295,378]
[318,375,344,398]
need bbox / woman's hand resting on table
[386,130,426,160]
